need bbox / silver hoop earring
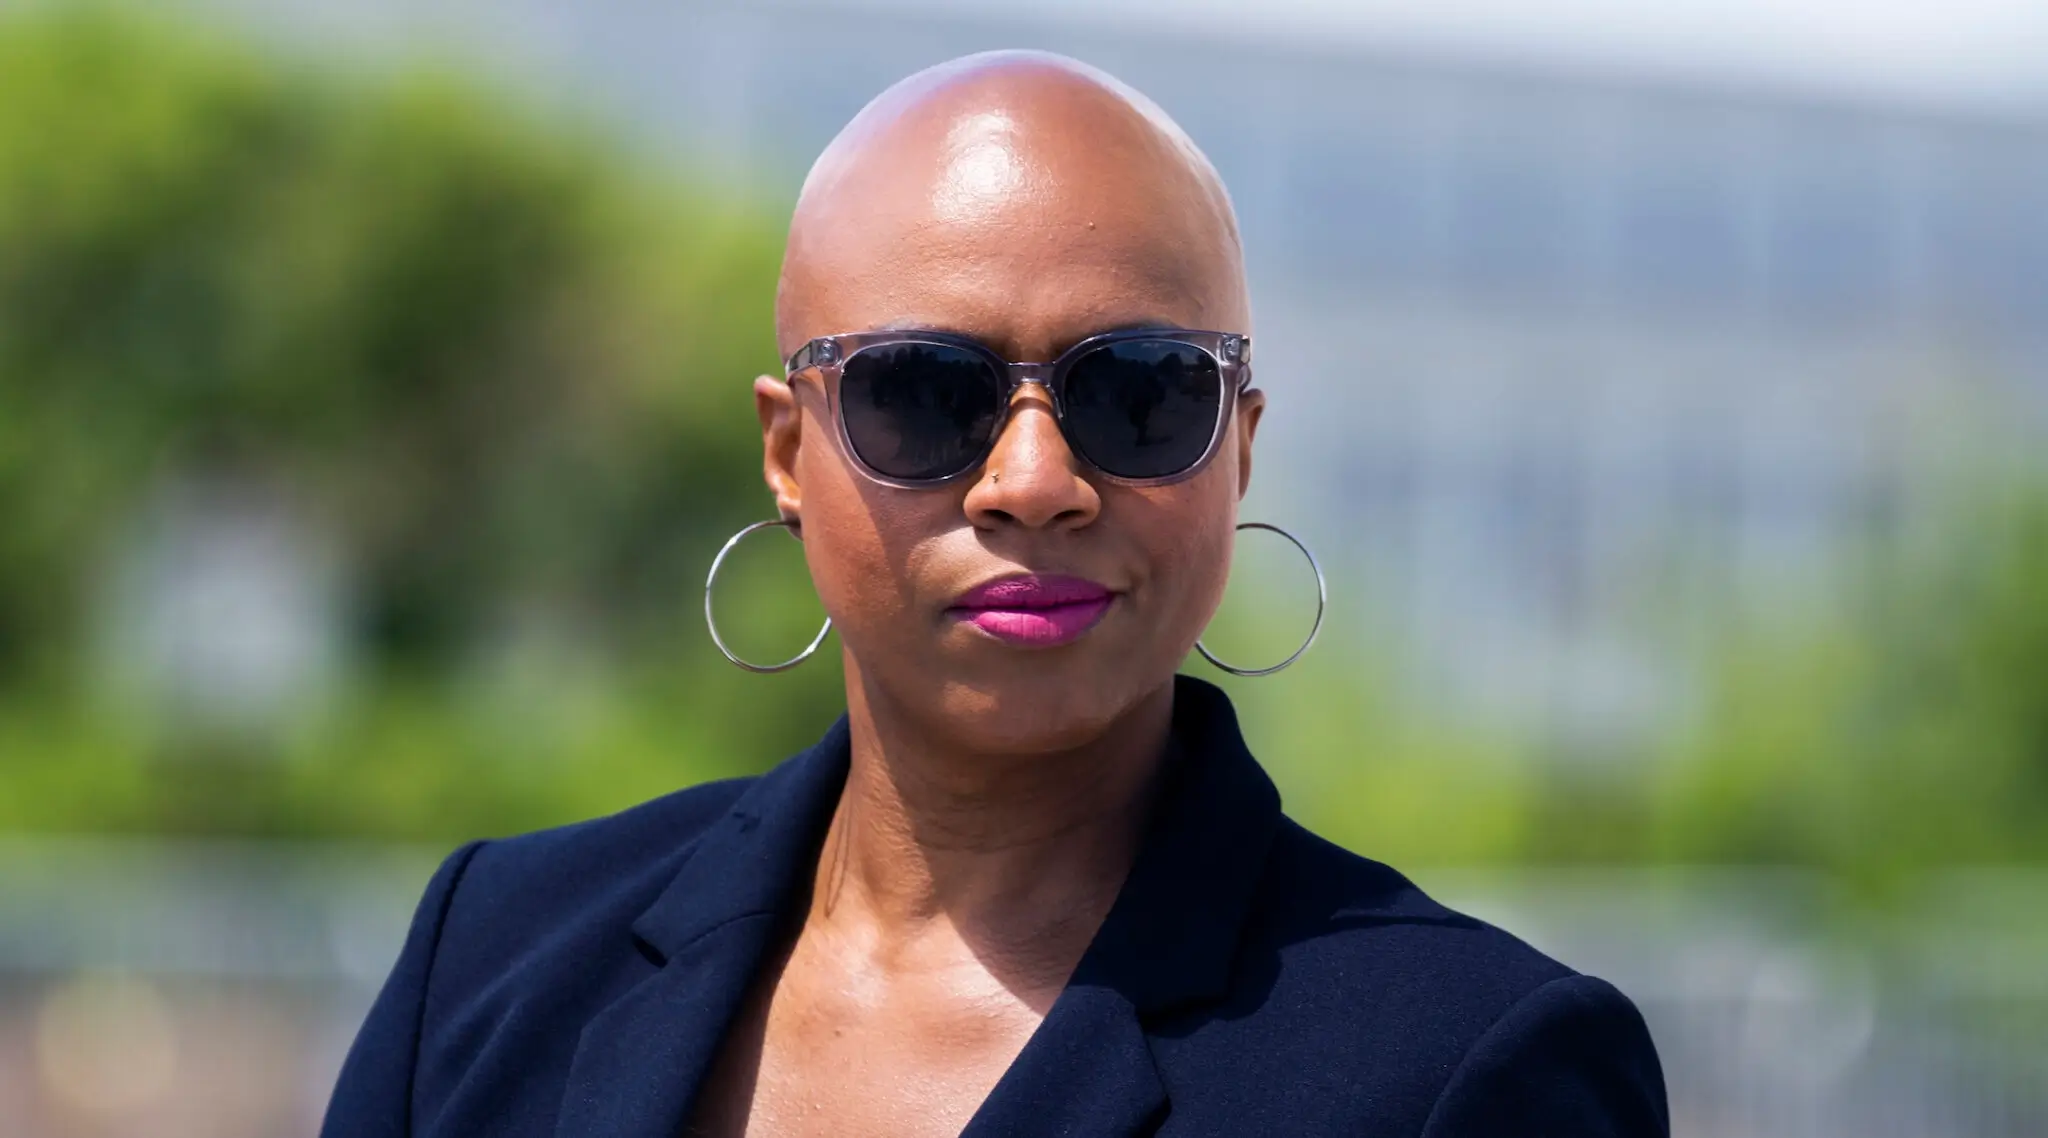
[705,519,833,673]
[1195,522,1325,677]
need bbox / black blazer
[324,676,1668,1136]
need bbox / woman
[324,52,1667,1137]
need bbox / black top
[323,675,1668,1136]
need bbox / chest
[685,938,1052,1138]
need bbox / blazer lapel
[959,982,1166,1138]
[962,676,1285,1137]
[554,719,852,1138]
[553,914,779,1135]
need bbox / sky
[823,0,2048,114]
[97,0,2048,117]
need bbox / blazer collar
[630,714,852,961]
[963,676,1283,1136]
[1074,674,1283,1015]
[558,675,1282,1137]
[556,720,850,1136]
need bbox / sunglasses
[784,327,1252,488]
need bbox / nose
[961,387,1101,531]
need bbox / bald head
[776,52,1249,358]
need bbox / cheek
[1177,514,1237,636]
[795,444,885,620]
[1127,476,1240,644]
[793,430,947,636]
[1170,425,1257,627]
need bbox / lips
[948,574,1115,647]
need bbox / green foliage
[1648,490,2048,886]
[0,7,847,837]
[1220,486,2048,885]
[0,6,792,668]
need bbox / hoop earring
[705,519,833,673]
[1195,522,1325,677]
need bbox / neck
[811,661,1175,987]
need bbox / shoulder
[428,777,757,982]
[461,775,754,892]
[1157,818,1666,1134]
[322,777,764,1136]
[1421,970,1669,1136]
[444,777,757,937]
[1248,817,1577,1009]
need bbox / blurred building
[183,0,2048,743]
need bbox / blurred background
[0,0,2044,1133]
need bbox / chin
[929,660,1168,755]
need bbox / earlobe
[755,374,804,521]
[1234,389,1266,500]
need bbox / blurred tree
[0,7,783,670]
[1237,478,2048,885]
[1649,489,2048,885]
[0,7,845,836]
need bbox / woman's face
[759,80,1260,754]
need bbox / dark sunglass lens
[838,342,1005,481]
[1060,340,1223,480]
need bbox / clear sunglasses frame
[783,327,1254,490]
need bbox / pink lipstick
[949,575,1114,647]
